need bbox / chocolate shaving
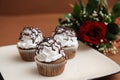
[37,37,63,55]
[52,26,76,43]
[53,26,76,37]
[19,27,42,44]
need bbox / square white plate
[0,42,120,80]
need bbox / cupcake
[35,37,66,76]
[52,26,78,59]
[17,27,43,61]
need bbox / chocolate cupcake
[52,26,79,59]
[17,27,43,61]
[35,37,66,76]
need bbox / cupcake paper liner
[63,46,78,59]
[34,56,67,76]
[18,48,36,61]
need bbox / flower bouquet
[58,0,120,54]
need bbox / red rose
[77,21,107,45]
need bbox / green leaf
[86,0,99,14]
[73,0,85,15]
[106,32,117,41]
[99,43,105,48]
[100,4,109,15]
[78,0,84,11]
[107,23,120,34]
[73,3,81,15]
[106,42,112,48]
[111,2,120,20]
[99,0,108,8]
[103,0,109,14]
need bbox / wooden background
[0,0,119,15]
[0,0,119,46]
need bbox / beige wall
[0,0,119,15]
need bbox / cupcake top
[52,26,78,48]
[17,27,43,49]
[36,37,65,62]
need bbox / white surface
[0,42,120,80]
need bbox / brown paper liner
[63,47,77,59]
[18,48,36,61]
[35,56,67,76]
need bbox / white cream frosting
[17,40,37,49]
[54,33,78,48]
[53,26,79,48]
[36,38,65,62]
[17,27,43,49]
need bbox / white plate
[0,42,120,80]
